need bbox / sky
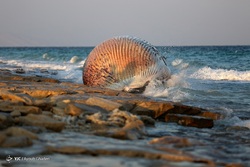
[0,0,250,46]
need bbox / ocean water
[0,46,250,165]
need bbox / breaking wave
[190,67,250,81]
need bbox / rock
[65,103,84,116]
[149,136,202,147]
[0,103,40,115]
[87,109,146,140]
[14,106,41,115]
[46,145,213,165]
[0,90,34,105]
[15,68,25,74]
[10,110,21,117]
[165,114,214,128]
[19,114,66,132]
[23,89,76,98]
[168,104,203,115]
[118,102,135,112]
[42,111,53,117]
[85,97,122,111]
[46,145,94,155]
[0,113,7,122]
[131,101,174,118]
[139,115,155,126]
[0,125,41,147]
[0,103,15,112]
[0,132,6,144]
[0,113,14,130]
[4,127,38,139]
[52,107,66,116]
[198,111,221,120]
[33,99,54,111]
[1,136,32,147]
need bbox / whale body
[82,36,170,93]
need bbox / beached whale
[82,36,170,93]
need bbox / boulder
[18,114,65,132]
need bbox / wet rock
[85,97,122,111]
[198,111,221,120]
[118,102,136,112]
[46,145,213,165]
[40,69,49,73]
[18,114,66,132]
[1,136,32,147]
[168,104,203,115]
[139,115,155,126]
[149,136,202,148]
[165,114,214,128]
[15,68,25,74]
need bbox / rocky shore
[0,71,245,167]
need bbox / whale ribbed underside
[82,36,170,91]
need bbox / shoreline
[0,72,244,166]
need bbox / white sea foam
[171,59,189,69]
[69,56,82,63]
[190,67,250,81]
[143,69,190,102]
[235,120,250,129]
[171,59,183,66]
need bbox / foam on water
[190,66,250,81]
[143,59,190,102]
[0,55,86,83]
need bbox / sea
[0,46,250,165]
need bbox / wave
[0,55,86,84]
[190,67,250,81]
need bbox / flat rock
[0,90,34,105]
[18,114,66,132]
[85,97,122,111]
[10,110,21,117]
[1,136,33,147]
[4,126,38,140]
[131,101,174,118]
[149,136,203,147]
[15,106,41,115]
[64,103,84,116]
[23,88,76,98]
[165,114,214,128]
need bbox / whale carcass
[82,36,170,93]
